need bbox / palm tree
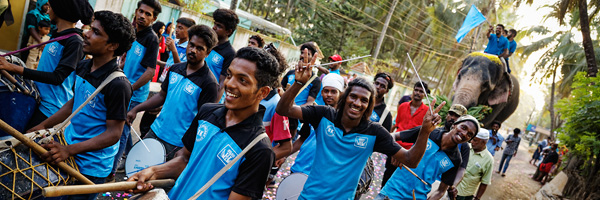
[555,0,598,77]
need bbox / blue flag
[455,5,487,43]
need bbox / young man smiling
[128,47,282,200]
[125,25,219,161]
[30,10,135,199]
[276,54,445,199]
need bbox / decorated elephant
[451,52,520,128]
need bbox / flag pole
[469,26,481,53]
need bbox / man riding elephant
[452,52,520,128]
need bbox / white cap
[322,73,345,92]
[476,128,489,140]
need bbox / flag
[455,5,487,43]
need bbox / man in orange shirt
[383,81,430,186]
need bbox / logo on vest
[354,136,368,149]
[211,54,222,64]
[48,43,58,56]
[134,45,143,56]
[426,140,432,151]
[84,90,98,108]
[440,157,451,169]
[325,124,336,137]
[179,52,186,60]
[218,144,238,165]
[196,124,208,142]
[170,74,178,84]
[370,112,379,122]
[184,83,196,95]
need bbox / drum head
[125,138,166,177]
[276,173,308,200]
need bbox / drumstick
[42,179,175,197]
[130,126,150,152]
[406,53,434,114]
[0,119,95,185]
[401,164,429,186]
[0,69,31,95]
[308,55,371,68]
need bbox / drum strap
[379,108,390,124]
[52,71,126,134]
[188,133,269,200]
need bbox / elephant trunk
[452,78,482,109]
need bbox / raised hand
[294,48,317,85]
[421,98,445,135]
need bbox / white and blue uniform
[281,70,321,105]
[123,26,159,103]
[172,104,275,199]
[206,42,235,82]
[65,59,132,178]
[370,100,393,132]
[165,40,188,67]
[298,106,401,199]
[150,62,218,147]
[290,126,317,174]
[381,128,462,199]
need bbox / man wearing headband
[455,128,494,200]
[290,73,345,175]
[1,0,93,130]
[380,115,479,200]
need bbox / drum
[0,55,40,138]
[0,129,79,200]
[355,157,374,199]
[125,138,166,177]
[130,188,169,200]
[276,173,308,200]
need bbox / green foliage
[428,95,492,125]
[556,72,600,158]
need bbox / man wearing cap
[443,104,472,198]
[379,115,479,200]
[487,121,504,156]
[454,128,494,200]
[314,54,343,105]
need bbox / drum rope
[0,33,79,57]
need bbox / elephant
[451,52,520,128]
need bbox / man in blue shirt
[126,25,219,161]
[208,9,238,102]
[31,10,135,199]
[157,17,195,70]
[487,121,504,156]
[0,0,93,129]
[504,29,518,73]
[484,24,509,58]
[276,52,445,199]
[129,47,283,199]
[113,0,161,178]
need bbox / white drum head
[276,173,308,200]
[125,138,166,177]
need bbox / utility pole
[372,0,399,64]
[469,26,481,53]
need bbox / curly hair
[234,47,281,89]
[176,17,195,28]
[249,35,265,47]
[414,81,430,94]
[374,72,394,90]
[93,11,136,56]
[213,9,239,36]
[336,78,376,121]
[264,43,287,87]
[187,25,218,52]
[137,0,162,17]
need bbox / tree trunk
[230,0,238,11]
[549,65,557,140]
[578,0,598,77]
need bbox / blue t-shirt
[123,26,159,103]
[165,40,188,66]
[281,70,321,105]
[507,40,517,60]
[484,34,509,56]
[291,126,317,174]
[206,42,235,82]
[172,104,274,199]
[487,130,505,156]
[381,128,461,199]
[150,63,218,147]
[65,59,132,178]
[298,106,401,199]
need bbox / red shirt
[266,112,291,142]
[394,101,429,149]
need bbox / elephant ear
[488,73,513,105]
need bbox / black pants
[456,195,474,200]
[138,112,157,138]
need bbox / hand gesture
[294,48,317,85]
[126,110,138,125]
[127,167,159,193]
[40,140,71,164]
[420,99,445,135]
[165,37,176,52]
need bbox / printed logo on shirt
[134,45,143,56]
[84,90,98,108]
[426,140,432,151]
[170,73,178,84]
[440,157,451,169]
[326,124,336,137]
[218,144,238,165]
[212,54,222,63]
[184,83,196,95]
[48,43,58,56]
[370,112,379,122]
[196,124,208,142]
[179,52,185,59]
[354,136,368,149]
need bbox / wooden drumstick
[402,164,429,186]
[0,119,94,185]
[0,69,30,95]
[43,179,175,197]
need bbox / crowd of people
[0,0,557,199]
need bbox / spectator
[453,128,494,200]
[248,34,264,48]
[20,0,51,61]
[25,19,51,69]
[496,128,521,176]
[486,121,504,156]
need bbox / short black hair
[496,24,505,30]
[176,17,195,28]
[249,35,265,47]
[213,8,239,36]
[337,78,376,121]
[514,128,521,134]
[152,21,165,36]
[93,11,136,56]
[374,72,394,90]
[187,25,218,52]
[234,47,281,89]
[300,42,317,55]
[137,0,162,17]
[38,20,51,28]
[414,81,429,94]
[509,29,517,36]
[491,120,502,127]
[264,43,287,87]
